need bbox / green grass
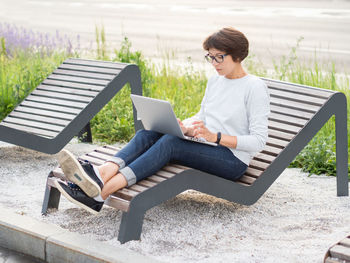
[0,43,71,120]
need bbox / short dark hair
[203,27,249,62]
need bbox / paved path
[1,0,350,71]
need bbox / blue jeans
[107,130,247,186]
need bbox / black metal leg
[334,93,349,196]
[78,122,92,143]
[42,175,61,215]
[118,208,145,244]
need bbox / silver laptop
[130,94,217,146]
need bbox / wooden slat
[8,112,70,126]
[20,101,81,115]
[249,159,269,171]
[52,167,64,177]
[59,64,121,75]
[261,145,282,156]
[113,188,139,201]
[128,184,148,192]
[65,58,126,69]
[43,79,104,92]
[269,120,301,134]
[48,74,109,86]
[147,175,167,183]
[340,238,350,248]
[270,104,313,120]
[269,112,308,127]
[86,151,111,161]
[254,152,275,163]
[239,175,256,185]
[14,106,75,120]
[3,117,64,132]
[270,96,320,113]
[266,80,333,98]
[79,156,104,166]
[54,69,115,80]
[95,147,118,156]
[137,179,157,188]
[330,245,350,261]
[268,129,295,141]
[104,145,121,151]
[325,257,344,263]
[25,95,87,109]
[162,165,185,174]
[155,170,177,179]
[171,164,191,170]
[0,122,57,138]
[31,89,93,103]
[37,84,98,97]
[244,167,263,178]
[269,88,326,106]
[267,137,288,148]
[104,195,129,212]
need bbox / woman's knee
[135,129,160,140]
[158,134,181,147]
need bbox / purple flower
[0,22,81,56]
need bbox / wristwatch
[215,132,221,144]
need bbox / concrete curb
[0,205,162,263]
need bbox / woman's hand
[177,118,195,136]
[192,121,216,142]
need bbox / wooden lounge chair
[324,235,350,262]
[0,58,142,154]
[42,78,348,244]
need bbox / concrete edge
[0,205,163,263]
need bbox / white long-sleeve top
[186,74,270,165]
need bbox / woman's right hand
[177,119,195,136]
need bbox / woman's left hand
[192,121,216,143]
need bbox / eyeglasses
[205,54,228,63]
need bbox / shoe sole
[54,180,99,215]
[57,149,101,198]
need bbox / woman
[54,27,270,214]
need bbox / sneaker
[54,180,104,215]
[57,149,103,198]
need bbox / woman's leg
[101,173,127,200]
[97,130,163,183]
[102,135,247,198]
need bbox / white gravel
[0,140,349,263]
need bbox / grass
[0,24,349,178]
[0,47,71,120]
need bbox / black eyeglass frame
[204,54,228,63]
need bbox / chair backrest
[0,58,142,154]
[238,78,336,186]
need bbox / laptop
[130,94,217,146]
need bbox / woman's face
[207,48,240,78]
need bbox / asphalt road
[1,0,350,71]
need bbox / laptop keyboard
[185,136,206,143]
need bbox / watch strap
[215,132,221,144]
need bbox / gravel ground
[0,140,349,263]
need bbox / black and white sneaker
[54,180,104,215]
[57,149,103,198]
